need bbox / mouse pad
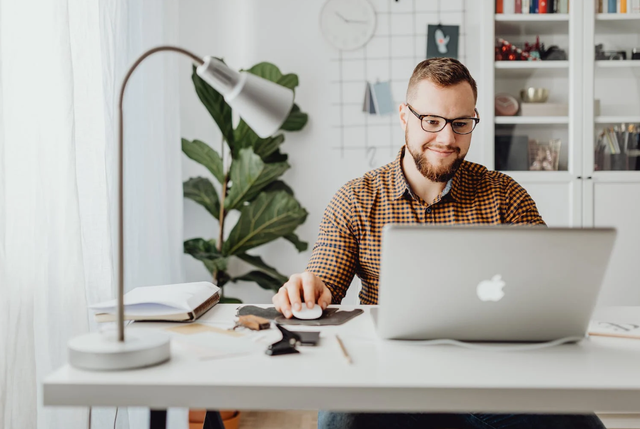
[236,305,363,326]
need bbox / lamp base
[68,331,170,370]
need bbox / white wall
[179,0,484,303]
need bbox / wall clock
[320,0,377,51]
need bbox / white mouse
[291,303,323,320]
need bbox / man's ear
[399,103,408,130]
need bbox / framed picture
[426,25,459,59]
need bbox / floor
[238,411,318,429]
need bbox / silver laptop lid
[376,225,617,341]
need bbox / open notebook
[89,282,220,322]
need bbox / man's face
[399,79,477,182]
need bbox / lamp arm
[116,46,204,342]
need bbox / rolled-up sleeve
[306,184,359,304]
[504,178,546,225]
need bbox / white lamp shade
[196,57,294,138]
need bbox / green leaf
[224,148,289,210]
[184,238,227,274]
[244,62,283,83]
[262,180,294,196]
[220,296,242,304]
[232,120,257,156]
[277,73,299,90]
[236,253,289,284]
[183,177,220,219]
[254,134,285,160]
[263,150,288,164]
[280,104,308,131]
[182,139,224,184]
[223,191,308,255]
[192,64,234,147]
[284,233,308,252]
[216,271,231,288]
[232,271,285,291]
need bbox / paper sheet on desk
[172,332,265,360]
[588,320,640,340]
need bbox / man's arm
[503,178,546,225]
[306,184,359,304]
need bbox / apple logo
[476,274,506,302]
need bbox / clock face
[320,0,377,51]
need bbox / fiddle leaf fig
[224,148,289,211]
[183,60,309,302]
[223,191,308,256]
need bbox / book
[89,281,221,322]
[539,0,548,13]
[589,320,640,339]
[515,0,522,13]
[609,0,616,12]
[497,0,504,13]
[523,0,530,13]
[621,0,627,12]
[504,0,515,14]
[560,0,569,13]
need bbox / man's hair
[406,57,477,103]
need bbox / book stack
[496,0,570,14]
[596,0,640,13]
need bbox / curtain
[0,1,185,428]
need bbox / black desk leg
[203,411,225,429]
[149,409,167,429]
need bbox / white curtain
[0,1,185,428]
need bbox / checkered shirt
[306,147,546,305]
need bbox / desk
[44,306,640,427]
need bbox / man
[273,58,605,429]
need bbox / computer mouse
[291,303,323,320]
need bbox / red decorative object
[495,37,541,61]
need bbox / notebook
[89,281,220,322]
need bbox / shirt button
[426,207,432,214]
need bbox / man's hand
[272,271,332,318]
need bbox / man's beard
[405,128,465,183]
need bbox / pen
[335,334,352,364]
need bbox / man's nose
[436,122,456,145]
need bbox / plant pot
[188,409,241,429]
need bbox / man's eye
[426,120,441,126]
[453,121,469,128]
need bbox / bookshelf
[482,1,640,316]
[495,116,570,124]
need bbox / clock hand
[335,11,368,24]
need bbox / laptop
[373,225,617,341]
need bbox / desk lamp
[67,46,294,370]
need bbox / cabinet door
[516,178,582,227]
[589,181,640,306]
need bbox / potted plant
[182,59,309,302]
[183,60,308,428]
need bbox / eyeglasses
[406,103,480,135]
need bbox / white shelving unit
[494,61,569,69]
[596,61,640,68]
[596,116,640,123]
[495,116,569,124]
[481,0,640,313]
[495,13,570,21]
[596,13,640,20]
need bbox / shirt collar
[392,146,462,202]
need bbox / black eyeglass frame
[405,103,480,135]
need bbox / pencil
[335,334,352,364]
